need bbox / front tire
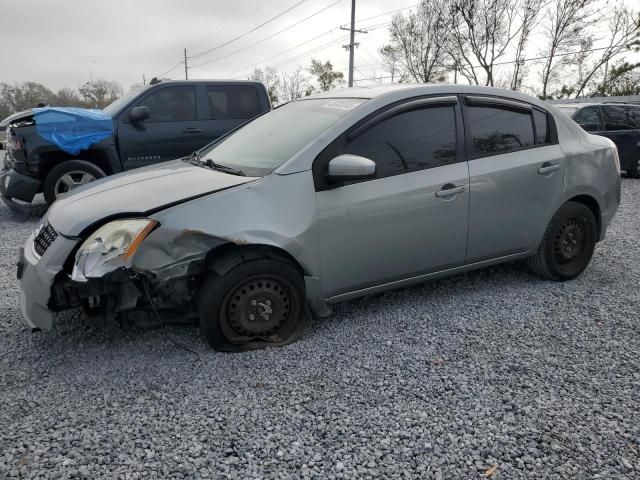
[198,256,309,351]
[527,201,598,281]
[43,160,106,205]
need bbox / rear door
[314,97,469,296]
[463,96,565,262]
[601,105,636,172]
[200,84,265,143]
[117,84,207,170]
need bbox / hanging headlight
[71,219,157,282]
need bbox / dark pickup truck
[1,80,271,207]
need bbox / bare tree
[572,6,640,97]
[248,67,280,105]
[538,0,595,98]
[378,45,408,83]
[0,82,56,115]
[279,67,307,102]
[510,0,545,90]
[383,0,451,83]
[54,88,82,107]
[449,0,524,86]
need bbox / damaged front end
[49,220,227,329]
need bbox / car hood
[1,109,33,128]
[47,160,258,237]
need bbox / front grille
[33,222,58,257]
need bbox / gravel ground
[1,179,639,480]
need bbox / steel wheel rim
[54,171,96,197]
[223,275,294,337]
[553,218,586,265]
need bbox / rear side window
[137,86,196,122]
[533,109,549,144]
[603,105,633,131]
[206,85,261,119]
[627,106,640,129]
[344,106,457,178]
[573,107,602,132]
[467,106,534,157]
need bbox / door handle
[435,184,466,198]
[538,162,560,174]
[182,128,203,134]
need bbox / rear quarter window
[603,105,633,131]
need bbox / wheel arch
[566,194,602,239]
[205,242,309,278]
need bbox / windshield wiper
[183,151,245,176]
[201,158,246,176]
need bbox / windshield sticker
[321,100,361,111]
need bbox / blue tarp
[32,107,113,156]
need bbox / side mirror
[326,154,376,183]
[129,106,150,123]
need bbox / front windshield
[102,86,147,115]
[200,98,366,176]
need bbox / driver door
[314,97,469,298]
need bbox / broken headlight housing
[71,219,157,282]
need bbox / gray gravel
[1,179,639,480]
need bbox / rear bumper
[18,231,78,331]
[0,167,41,203]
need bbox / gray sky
[0,0,406,91]
[0,0,638,92]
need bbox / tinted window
[533,109,549,144]
[603,105,632,131]
[344,106,457,178]
[137,86,196,122]
[207,85,261,119]
[468,106,534,157]
[627,106,640,129]
[573,107,602,132]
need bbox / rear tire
[527,201,598,281]
[198,256,310,351]
[627,158,640,179]
[43,160,105,205]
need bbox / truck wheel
[527,201,597,281]
[198,256,310,352]
[627,158,640,179]
[43,160,106,205]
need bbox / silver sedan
[18,84,621,351]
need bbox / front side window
[603,105,632,131]
[468,106,534,157]
[200,98,365,177]
[135,86,196,122]
[344,106,457,178]
[206,85,261,119]
[574,107,602,132]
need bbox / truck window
[602,105,633,131]
[136,86,196,122]
[206,85,261,120]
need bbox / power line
[190,0,310,59]
[225,27,341,76]
[271,34,350,69]
[346,3,420,27]
[190,0,343,69]
[156,61,184,79]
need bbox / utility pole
[143,73,146,86]
[184,48,189,80]
[340,0,367,87]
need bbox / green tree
[78,79,123,109]
[308,59,344,92]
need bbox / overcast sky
[1,0,638,92]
